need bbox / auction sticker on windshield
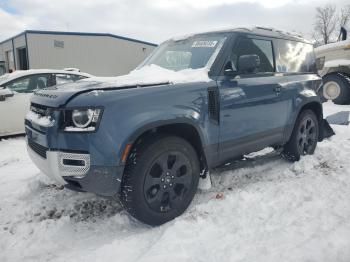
[192,41,218,48]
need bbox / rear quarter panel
[279,74,323,143]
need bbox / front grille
[28,139,48,159]
[30,103,50,117]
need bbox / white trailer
[315,27,350,104]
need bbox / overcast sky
[0,0,349,44]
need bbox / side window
[54,74,86,85]
[5,74,49,93]
[276,40,316,73]
[231,38,274,73]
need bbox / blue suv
[25,27,325,225]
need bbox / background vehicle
[25,27,325,225]
[0,69,92,136]
[315,27,350,104]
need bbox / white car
[0,69,92,136]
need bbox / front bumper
[27,141,124,197]
[27,145,69,185]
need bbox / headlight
[63,108,102,132]
[72,109,95,128]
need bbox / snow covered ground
[1,102,350,262]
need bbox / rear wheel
[321,74,350,105]
[119,136,200,226]
[282,110,319,161]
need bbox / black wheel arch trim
[284,96,324,144]
[120,117,209,167]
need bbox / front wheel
[120,136,200,226]
[282,110,319,161]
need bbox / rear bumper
[27,141,124,197]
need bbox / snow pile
[25,111,55,127]
[84,64,211,87]
[1,103,350,262]
[323,101,350,119]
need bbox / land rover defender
[26,27,324,225]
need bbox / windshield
[139,35,227,71]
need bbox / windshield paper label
[192,41,218,48]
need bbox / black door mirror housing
[238,54,260,74]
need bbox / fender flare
[284,95,323,143]
[118,117,207,165]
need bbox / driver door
[217,36,290,161]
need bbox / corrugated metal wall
[27,33,155,76]
[0,34,26,72]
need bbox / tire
[321,74,350,105]
[282,110,319,161]
[119,136,200,226]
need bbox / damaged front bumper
[27,142,90,185]
[27,139,123,197]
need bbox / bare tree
[314,4,337,44]
[339,5,350,27]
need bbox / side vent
[208,87,219,124]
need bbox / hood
[31,65,211,107]
[32,81,108,107]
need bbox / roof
[0,69,93,86]
[0,30,158,47]
[181,26,312,44]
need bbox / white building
[0,30,157,76]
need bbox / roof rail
[234,27,253,32]
[255,26,304,40]
[255,26,274,31]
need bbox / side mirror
[0,87,14,101]
[237,54,260,74]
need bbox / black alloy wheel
[282,109,319,161]
[144,151,193,213]
[296,116,318,155]
[120,136,200,226]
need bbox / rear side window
[276,40,316,73]
[232,38,274,73]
